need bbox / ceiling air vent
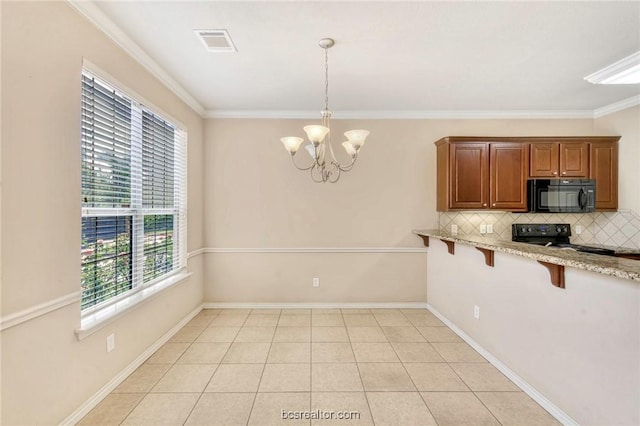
[195,29,237,53]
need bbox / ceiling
[80,1,640,117]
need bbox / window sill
[75,271,192,341]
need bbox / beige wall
[205,252,428,303]
[1,2,204,424]
[205,118,601,247]
[595,105,640,213]
[203,118,597,303]
[427,241,639,425]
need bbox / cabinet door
[490,143,528,211]
[560,142,589,177]
[449,143,489,209]
[529,143,559,177]
[590,142,618,210]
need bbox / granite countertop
[413,229,640,282]
[580,242,640,255]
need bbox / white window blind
[81,69,187,312]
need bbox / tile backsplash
[438,210,640,249]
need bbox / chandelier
[280,38,369,183]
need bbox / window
[80,69,186,312]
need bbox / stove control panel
[512,223,571,238]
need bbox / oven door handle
[578,188,587,210]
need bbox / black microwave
[528,179,596,213]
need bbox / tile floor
[79,309,560,425]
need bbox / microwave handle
[578,188,587,209]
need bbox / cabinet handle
[553,171,558,175]
[562,171,567,175]
[483,203,487,207]
[492,203,496,207]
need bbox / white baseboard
[60,304,204,426]
[204,302,428,309]
[426,304,578,426]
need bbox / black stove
[512,223,615,256]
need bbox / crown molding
[207,98,640,119]
[67,0,206,117]
[593,94,640,118]
[204,109,595,120]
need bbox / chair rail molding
[202,247,428,254]
[0,291,81,331]
[187,248,205,258]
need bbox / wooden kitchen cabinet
[529,142,589,178]
[590,141,618,210]
[436,138,527,211]
[446,142,489,209]
[435,136,619,212]
[490,143,528,210]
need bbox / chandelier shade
[303,125,330,146]
[280,38,369,184]
[280,136,304,154]
[344,129,370,148]
[342,141,357,157]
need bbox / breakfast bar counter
[413,229,640,283]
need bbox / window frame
[79,63,188,322]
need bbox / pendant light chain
[324,46,329,111]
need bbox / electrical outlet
[486,224,493,234]
[451,224,458,235]
[473,305,480,320]
[480,224,487,234]
[106,333,115,353]
[575,225,583,235]
[313,278,320,288]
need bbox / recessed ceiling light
[194,29,237,53]
[585,51,640,84]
